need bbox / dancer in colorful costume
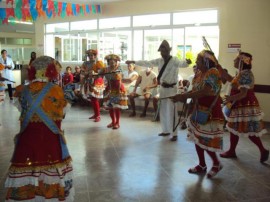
[81,49,105,122]
[171,50,224,178]
[104,54,128,129]
[5,56,74,201]
[220,52,268,162]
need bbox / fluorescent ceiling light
[8,20,33,25]
[15,30,34,34]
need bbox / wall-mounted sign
[228,44,241,53]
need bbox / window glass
[70,20,97,31]
[46,23,69,33]
[173,10,218,25]
[45,34,56,59]
[133,30,143,60]
[23,38,32,45]
[99,31,131,62]
[144,29,171,60]
[185,26,219,59]
[99,17,130,29]
[133,13,170,27]
[172,29,185,59]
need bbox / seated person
[129,66,157,117]
[73,65,81,91]
[122,63,139,92]
[62,66,74,87]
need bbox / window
[173,10,218,25]
[99,31,132,62]
[46,23,69,33]
[133,14,170,27]
[70,20,97,31]
[99,17,131,29]
[44,9,219,63]
[144,29,171,60]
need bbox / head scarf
[86,49,98,56]
[198,50,218,68]
[105,54,121,61]
[28,56,62,81]
[158,40,171,52]
[238,53,252,65]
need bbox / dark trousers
[7,84,13,99]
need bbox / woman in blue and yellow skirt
[5,56,74,201]
[172,50,224,178]
[104,54,128,129]
[220,52,268,162]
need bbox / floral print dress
[187,68,224,152]
[226,69,267,137]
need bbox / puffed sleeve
[238,70,254,89]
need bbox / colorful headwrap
[238,53,252,65]
[86,49,98,56]
[28,56,62,81]
[158,40,171,52]
[198,50,218,66]
[105,54,121,61]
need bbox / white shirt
[0,56,15,85]
[136,56,187,98]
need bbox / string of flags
[0,0,102,24]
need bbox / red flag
[22,0,29,7]
[58,2,63,16]
[22,8,31,21]
[6,0,14,6]
[76,4,80,14]
[6,8,15,18]
[2,18,9,24]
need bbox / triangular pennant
[6,8,15,18]
[71,4,76,16]
[92,5,96,14]
[66,3,72,16]
[22,0,29,7]
[42,0,48,11]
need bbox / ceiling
[0,0,129,33]
[50,0,125,4]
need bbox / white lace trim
[5,187,75,202]
[227,127,268,137]
[5,165,73,188]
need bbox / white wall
[33,0,270,121]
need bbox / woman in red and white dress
[104,54,128,129]
[81,49,106,122]
[5,56,74,201]
[220,52,268,162]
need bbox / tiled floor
[0,100,270,202]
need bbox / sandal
[94,116,101,122]
[89,115,96,119]
[112,124,120,129]
[107,123,114,128]
[207,164,223,178]
[188,165,207,174]
[220,151,237,158]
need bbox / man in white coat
[126,40,191,141]
[0,49,15,100]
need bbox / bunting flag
[0,0,102,24]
